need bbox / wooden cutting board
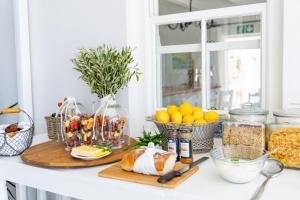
[98,162,199,188]
[21,136,135,168]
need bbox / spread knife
[157,156,209,184]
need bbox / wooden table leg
[0,180,8,200]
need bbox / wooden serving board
[98,162,199,188]
[21,136,135,168]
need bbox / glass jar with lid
[222,103,269,156]
[59,97,83,151]
[93,95,128,149]
[268,109,300,168]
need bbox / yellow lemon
[155,110,170,123]
[171,111,182,123]
[193,107,203,113]
[182,115,194,123]
[167,105,178,115]
[179,102,193,116]
[194,118,207,125]
[193,110,204,120]
[204,111,219,122]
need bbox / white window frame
[145,1,267,113]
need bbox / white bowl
[210,145,267,183]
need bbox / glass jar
[80,114,93,145]
[167,127,180,161]
[268,109,300,168]
[222,104,268,156]
[180,127,193,164]
[229,103,268,123]
[93,95,128,149]
[59,97,83,151]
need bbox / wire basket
[148,117,219,153]
[0,109,34,156]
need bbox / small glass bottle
[180,127,193,164]
[167,127,180,161]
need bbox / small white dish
[70,150,112,161]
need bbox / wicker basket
[148,117,219,153]
[0,109,34,156]
[45,116,61,140]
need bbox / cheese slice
[72,145,106,157]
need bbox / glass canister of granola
[222,104,268,156]
[268,109,300,168]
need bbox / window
[148,1,266,111]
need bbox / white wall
[283,0,300,108]
[266,0,283,114]
[28,0,127,133]
[0,0,18,124]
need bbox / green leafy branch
[126,130,163,150]
[71,44,141,98]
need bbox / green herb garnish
[231,157,240,162]
[125,130,162,150]
[92,145,112,152]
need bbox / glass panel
[207,15,261,43]
[161,52,202,107]
[208,48,261,110]
[159,22,201,46]
[159,0,266,16]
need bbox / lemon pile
[155,101,219,124]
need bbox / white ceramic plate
[70,150,112,161]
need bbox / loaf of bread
[121,147,176,176]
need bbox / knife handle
[157,171,181,184]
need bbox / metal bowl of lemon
[148,102,220,153]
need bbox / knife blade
[157,156,209,184]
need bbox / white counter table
[0,134,299,200]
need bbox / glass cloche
[93,95,128,149]
[58,97,83,151]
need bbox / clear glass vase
[59,97,83,151]
[93,95,128,149]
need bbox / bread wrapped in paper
[121,143,176,176]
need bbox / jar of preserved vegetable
[268,109,300,168]
[180,127,193,164]
[222,104,268,156]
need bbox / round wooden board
[21,136,135,168]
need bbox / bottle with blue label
[180,127,193,164]
[167,127,180,161]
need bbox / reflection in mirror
[159,21,201,46]
[208,49,261,110]
[161,52,202,107]
[159,0,266,16]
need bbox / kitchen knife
[157,156,209,184]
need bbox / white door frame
[13,0,33,117]
[145,2,267,112]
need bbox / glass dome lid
[273,108,300,118]
[229,103,269,116]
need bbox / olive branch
[71,44,141,98]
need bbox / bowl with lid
[210,145,268,183]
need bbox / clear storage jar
[93,95,128,149]
[222,104,268,156]
[268,109,300,168]
[59,97,83,151]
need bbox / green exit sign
[237,24,254,34]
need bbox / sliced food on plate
[71,145,112,160]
